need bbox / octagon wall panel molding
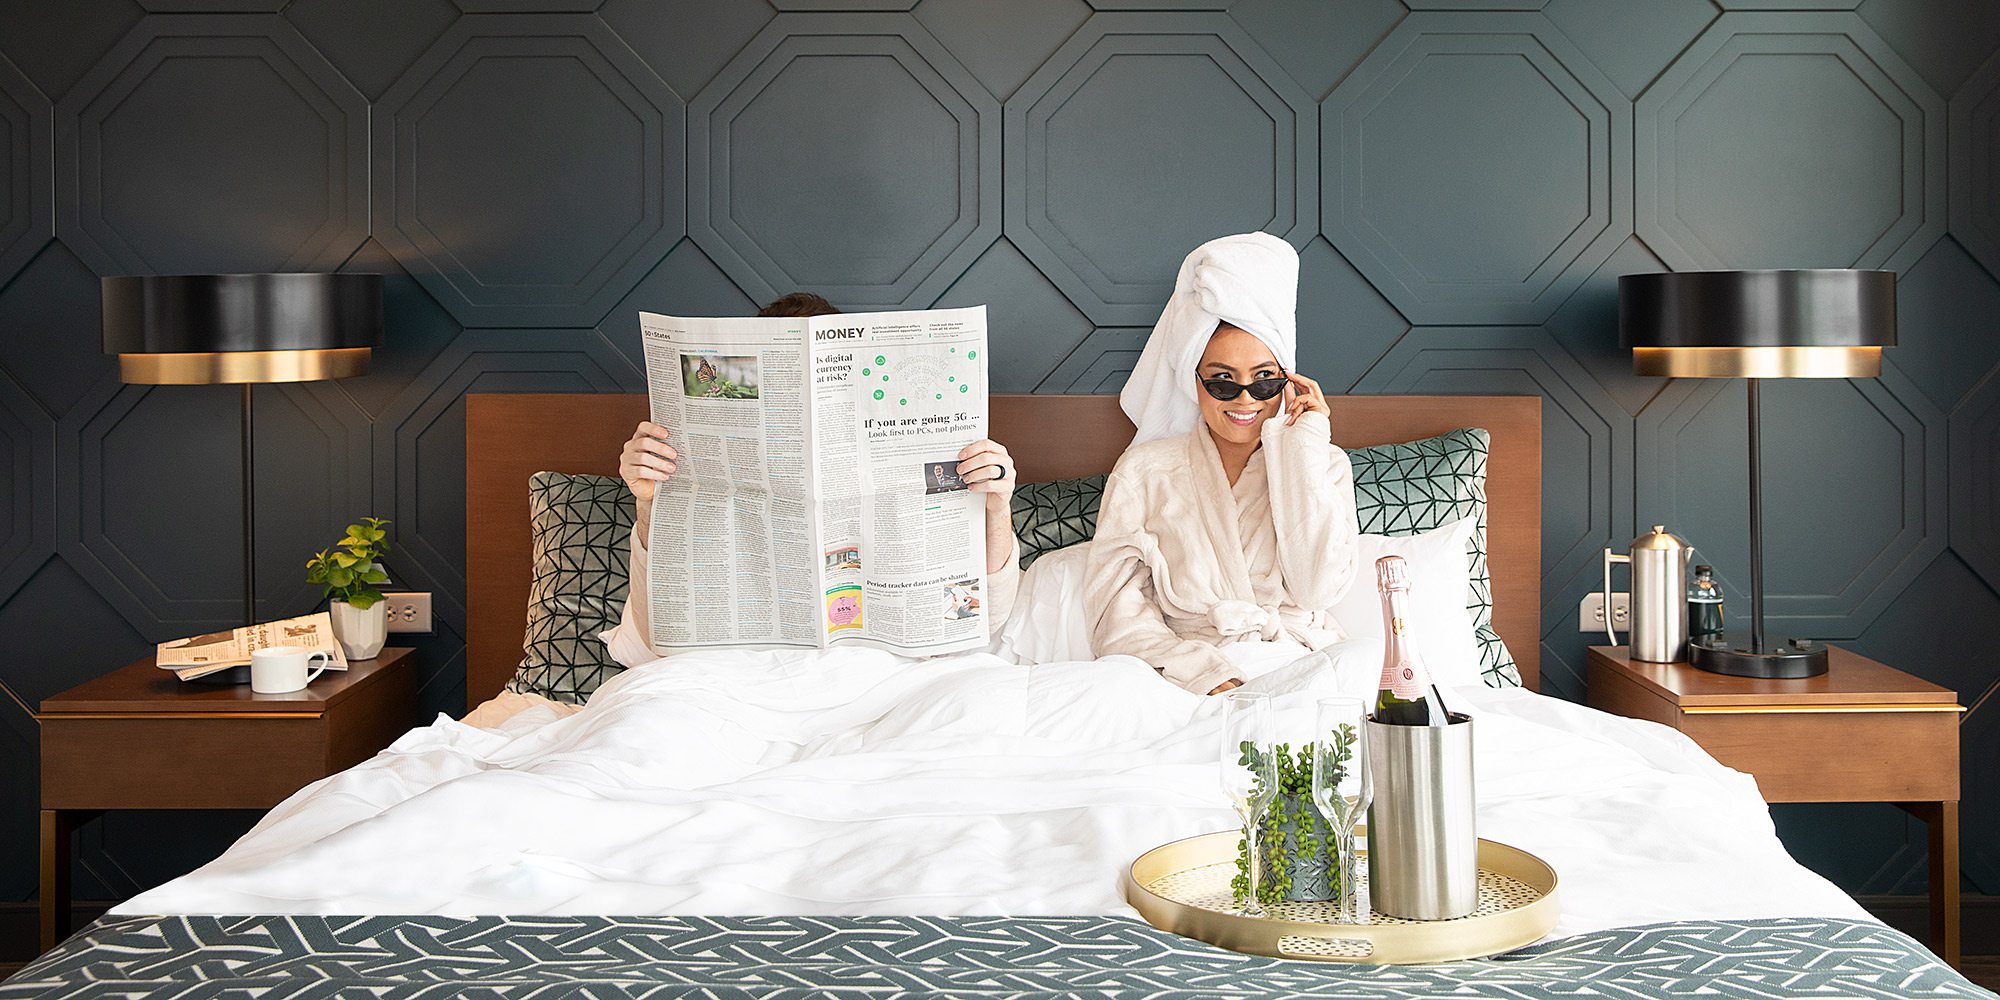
[690,13,999,312]
[1006,12,1316,326]
[457,0,602,10]
[1950,47,2000,281]
[1637,11,1946,273]
[371,329,643,632]
[1951,365,2000,593]
[1637,362,1947,636]
[374,14,686,329]
[1322,11,1630,326]
[1035,327,1149,394]
[0,51,50,292]
[1353,326,1633,617]
[55,14,368,277]
[56,377,374,637]
[0,366,52,607]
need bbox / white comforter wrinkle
[118,640,1870,941]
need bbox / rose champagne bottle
[1373,555,1449,727]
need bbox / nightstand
[36,648,421,952]
[1586,645,1964,967]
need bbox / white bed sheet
[118,640,1870,942]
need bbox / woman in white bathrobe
[1085,234,1361,695]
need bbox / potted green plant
[1232,735,1354,906]
[305,517,392,659]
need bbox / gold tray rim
[1124,830,1562,965]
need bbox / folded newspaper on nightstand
[639,306,992,658]
[155,611,351,681]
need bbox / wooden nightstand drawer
[41,714,333,810]
[1586,647,1963,803]
[1677,706,1960,803]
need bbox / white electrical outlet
[383,592,432,633]
[1578,592,1631,633]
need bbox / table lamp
[1618,269,1896,678]
[102,273,382,631]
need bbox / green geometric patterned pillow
[510,471,633,704]
[1349,428,1521,688]
[1011,474,1105,569]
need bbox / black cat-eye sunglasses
[1199,368,1290,402]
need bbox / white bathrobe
[1083,232,1361,693]
[1086,412,1360,693]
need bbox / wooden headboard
[467,394,1542,705]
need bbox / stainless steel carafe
[1602,525,1692,663]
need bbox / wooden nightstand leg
[1926,800,1960,969]
[39,809,80,954]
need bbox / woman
[604,292,1021,666]
[1085,233,1361,695]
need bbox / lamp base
[1688,639,1829,679]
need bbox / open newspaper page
[640,313,820,651]
[155,611,349,680]
[809,307,989,656]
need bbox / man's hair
[758,292,840,317]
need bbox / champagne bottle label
[1381,619,1425,699]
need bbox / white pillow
[991,542,1098,665]
[1329,517,1484,689]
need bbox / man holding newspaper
[603,295,1020,667]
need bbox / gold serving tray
[1125,830,1559,964]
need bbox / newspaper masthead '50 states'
[639,307,991,657]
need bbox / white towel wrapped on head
[1119,232,1300,445]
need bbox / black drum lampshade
[1618,269,1895,378]
[102,273,381,384]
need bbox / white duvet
[119,641,1869,941]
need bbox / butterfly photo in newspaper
[680,353,760,400]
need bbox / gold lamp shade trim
[117,347,372,385]
[1630,345,1882,379]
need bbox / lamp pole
[1746,378,1763,656]
[241,383,256,627]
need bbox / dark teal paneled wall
[0,0,1996,914]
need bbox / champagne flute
[1219,690,1277,917]
[1311,696,1372,923]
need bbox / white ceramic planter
[330,599,387,660]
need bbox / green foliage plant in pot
[305,517,392,660]
[1231,737,1352,907]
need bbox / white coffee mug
[251,645,331,694]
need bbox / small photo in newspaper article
[825,546,861,572]
[680,352,760,400]
[826,584,863,633]
[923,458,968,494]
[944,578,982,620]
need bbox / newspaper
[639,306,992,657]
[155,611,351,681]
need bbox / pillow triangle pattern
[511,472,635,704]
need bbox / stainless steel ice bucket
[1365,714,1477,920]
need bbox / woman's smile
[1223,408,1263,427]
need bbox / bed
[5,394,1989,1000]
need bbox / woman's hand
[1282,372,1329,426]
[958,439,1016,507]
[1208,679,1243,695]
[620,421,677,503]
[961,439,1018,574]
